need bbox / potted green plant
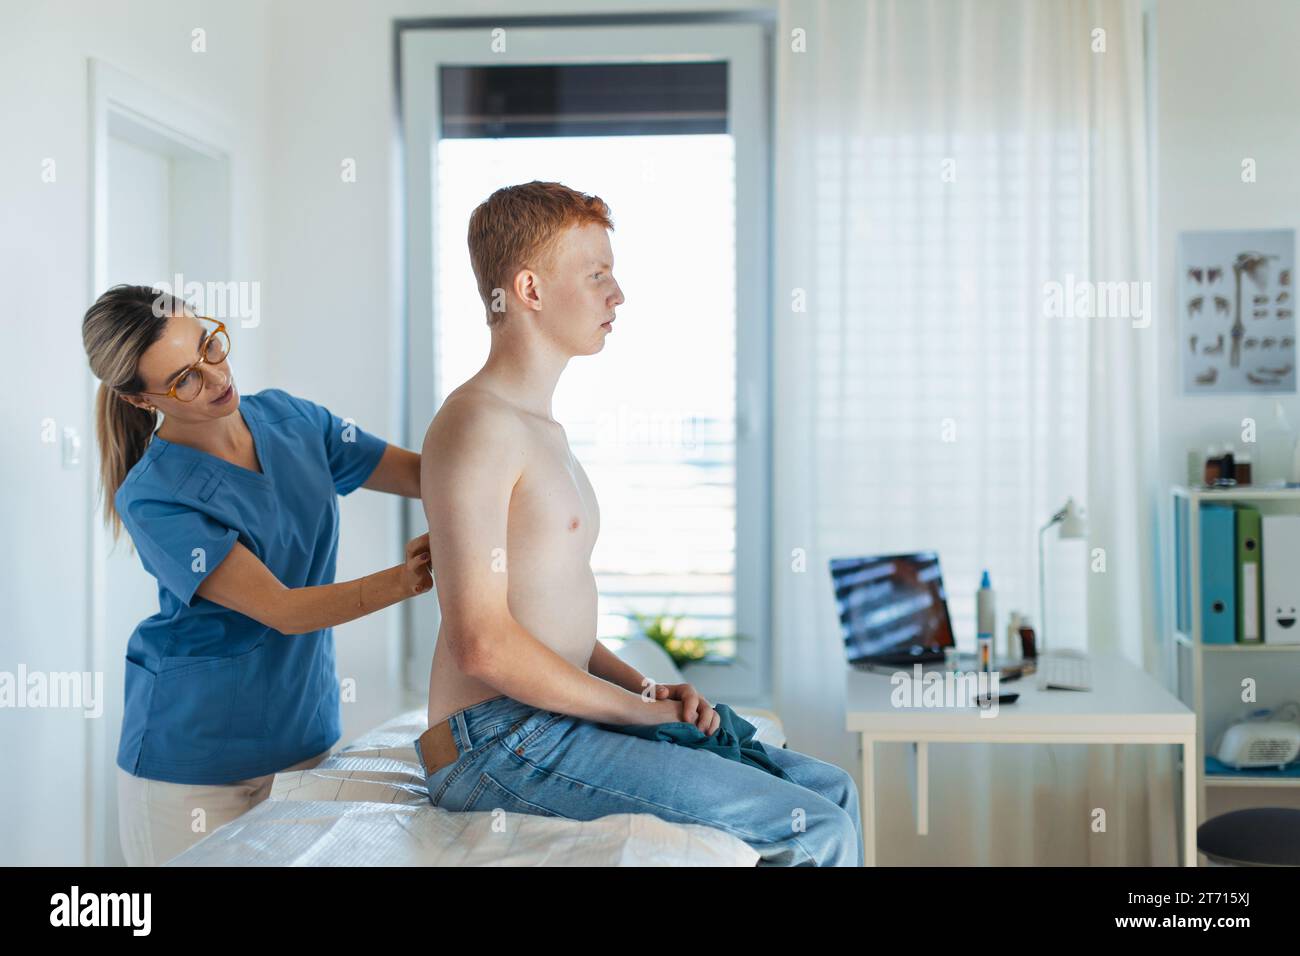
[627,610,747,668]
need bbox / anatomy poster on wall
[1178,228,1295,395]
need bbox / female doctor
[82,285,433,865]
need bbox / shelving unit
[1170,485,1300,829]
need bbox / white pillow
[606,635,687,685]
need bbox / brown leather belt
[415,719,460,777]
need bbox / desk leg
[1182,735,1198,867]
[917,741,928,835]
[860,733,875,866]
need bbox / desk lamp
[1038,497,1087,656]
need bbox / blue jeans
[414,694,863,866]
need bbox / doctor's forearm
[271,566,409,634]
[196,541,424,635]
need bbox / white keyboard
[1036,654,1092,691]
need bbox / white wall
[1154,0,1300,482]
[108,140,172,276]
[0,0,272,865]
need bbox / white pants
[116,748,332,866]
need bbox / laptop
[830,552,959,668]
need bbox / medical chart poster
[1178,228,1295,395]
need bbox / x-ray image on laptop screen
[829,553,956,663]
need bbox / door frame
[395,12,775,703]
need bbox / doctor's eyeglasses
[137,317,231,403]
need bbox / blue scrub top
[115,388,387,784]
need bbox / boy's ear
[514,268,544,311]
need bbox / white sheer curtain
[773,0,1171,864]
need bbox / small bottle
[1203,445,1222,486]
[1236,452,1253,485]
[976,570,995,674]
[1006,610,1022,661]
[1018,616,1038,669]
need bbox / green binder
[1236,504,1263,643]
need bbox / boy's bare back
[420,378,601,727]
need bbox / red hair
[467,180,614,325]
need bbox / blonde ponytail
[82,285,185,536]
[93,381,158,535]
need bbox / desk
[845,653,1197,865]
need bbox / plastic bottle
[977,570,995,674]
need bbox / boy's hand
[653,682,720,735]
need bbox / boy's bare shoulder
[421,383,527,456]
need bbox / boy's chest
[510,426,600,551]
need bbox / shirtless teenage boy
[413,181,863,866]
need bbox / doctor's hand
[652,682,720,736]
[401,533,433,595]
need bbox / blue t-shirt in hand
[599,703,792,780]
[115,388,387,785]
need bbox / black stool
[1197,808,1300,866]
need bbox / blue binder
[1174,496,1191,633]
[1201,504,1237,644]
